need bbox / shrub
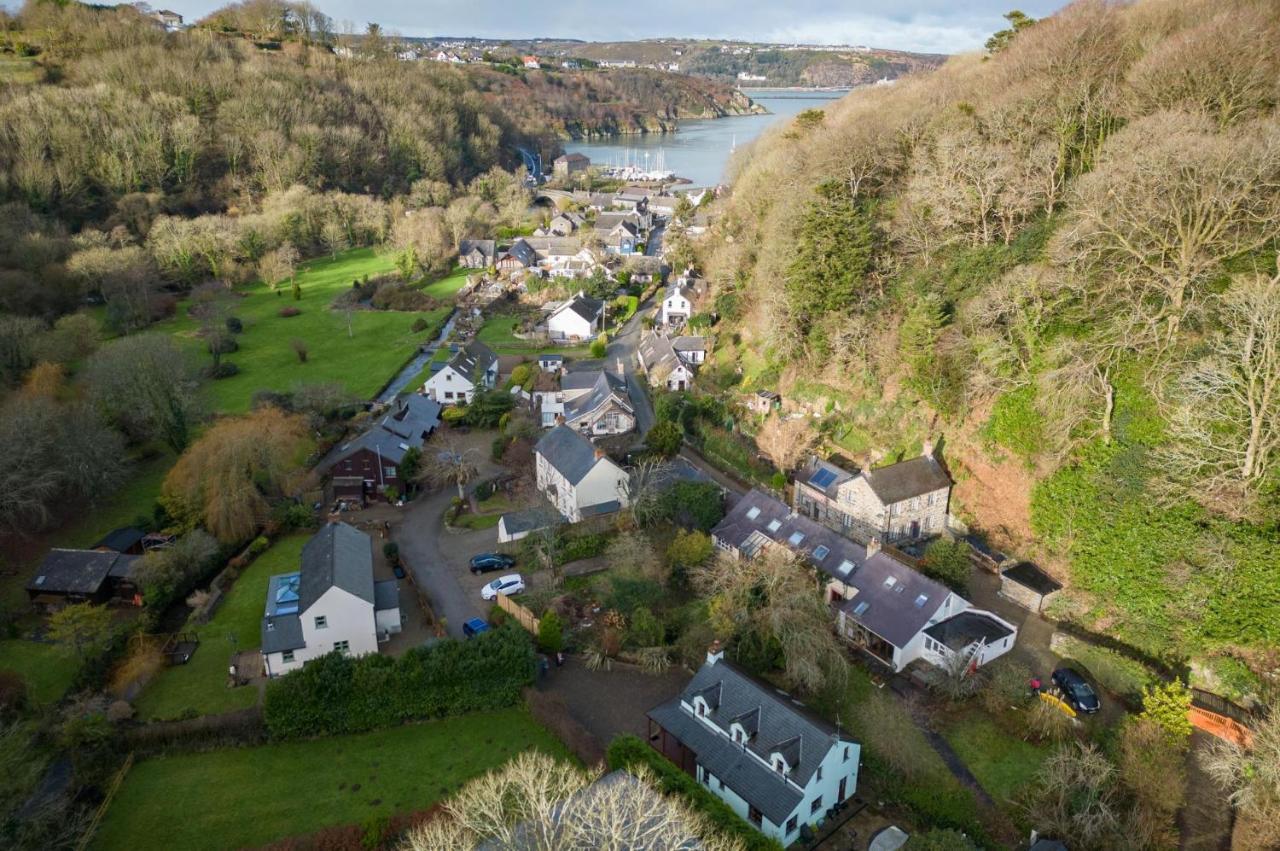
[510,363,532,387]
[646,420,682,457]
[626,607,664,648]
[538,609,564,653]
[919,538,970,594]
[769,471,786,490]
[290,338,308,363]
[206,361,239,379]
[590,336,607,359]
[225,316,243,334]
[411,317,430,333]
[208,335,238,355]
[560,531,610,564]
[474,480,496,501]
[248,536,270,557]
[607,736,783,851]
[0,670,28,718]
[264,626,535,738]
[278,306,301,318]
[382,541,399,562]
[491,435,508,461]
[658,482,724,531]
[271,501,314,531]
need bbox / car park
[480,574,525,601]
[1052,667,1100,714]
[462,617,490,638]
[470,552,516,574]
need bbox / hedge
[264,626,535,739]
[606,735,783,851]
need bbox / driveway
[606,294,657,441]
[645,225,665,257]
[536,656,691,744]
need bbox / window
[384,466,396,479]
[747,805,763,827]
[314,616,328,629]
[732,726,745,744]
[266,621,275,632]
[773,756,785,774]
[695,700,706,718]
[334,640,350,654]
[843,746,850,762]
[444,391,454,400]
[812,544,829,560]
[786,816,798,835]
[837,559,855,575]
[766,519,782,533]
[810,796,823,815]
[745,506,761,521]
[816,766,823,781]
[787,531,805,546]
[282,650,295,663]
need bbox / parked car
[392,564,406,579]
[470,552,516,574]
[480,574,525,601]
[1052,667,1100,714]
[462,617,490,638]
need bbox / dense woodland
[703,0,1280,669]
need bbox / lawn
[476,311,589,356]
[421,265,472,300]
[452,493,515,531]
[134,535,309,721]
[157,248,451,414]
[0,639,79,705]
[941,712,1049,804]
[93,708,569,851]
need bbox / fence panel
[496,593,540,634]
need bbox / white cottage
[260,523,401,677]
[534,425,630,522]
[647,645,861,845]
[546,293,605,341]
[422,341,498,405]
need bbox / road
[645,224,666,257]
[606,293,656,440]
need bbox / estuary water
[563,89,847,189]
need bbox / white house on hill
[261,523,401,677]
[546,293,604,341]
[423,341,499,405]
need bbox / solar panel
[809,468,838,488]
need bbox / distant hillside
[700,0,1280,663]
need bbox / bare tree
[423,436,481,501]
[754,413,818,477]
[402,750,741,851]
[1201,704,1280,850]
[257,242,299,290]
[1022,743,1125,849]
[605,530,665,584]
[1158,267,1280,515]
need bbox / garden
[134,535,310,721]
[93,708,571,851]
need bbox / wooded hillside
[702,0,1280,665]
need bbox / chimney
[866,536,882,557]
[555,414,566,426]
[594,447,606,460]
[616,357,625,377]
[706,639,724,666]
[922,438,934,458]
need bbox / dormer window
[772,756,786,774]
[731,724,746,744]
[694,697,707,718]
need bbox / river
[563,89,847,189]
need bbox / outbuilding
[1000,562,1063,614]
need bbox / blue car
[470,552,516,574]
[462,617,490,638]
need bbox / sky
[110,0,1067,55]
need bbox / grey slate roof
[596,212,643,233]
[324,395,441,469]
[373,579,400,612]
[499,507,565,535]
[862,454,952,505]
[671,336,706,353]
[299,523,375,611]
[498,238,537,267]
[564,371,632,424]
[554,294,604,325]
[648,659,853,826]
[94,527,146,553]
[27,549,140,595]
[713,490,952,649]
[801,456,856,498]
[261,612,305,654]
[923,611,1014,651]
[525,237,584,259]
[1001,561,1062,596]
[535,424,606,485]
[638,333,682,374]
[445,340,498,385]
[458,239,496,261]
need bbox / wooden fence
[76,752,133,851]
[496,593,540,634]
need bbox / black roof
[554,294,604,325]
[445,341,498,384]
[28,549,140,595]
[93,527,146,553]
[923,611,1014,651]
[862,454,952,505]
[648,659,854,826]
[1002,561,1062,596]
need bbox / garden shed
[1000,561,1062,613]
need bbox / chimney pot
[594,447,605,460]
[555,414,566,425]
[922,438,935,458]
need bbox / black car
[470,553,516,574]
[1052,667,1100,714]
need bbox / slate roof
[536,424,607,485]
[499,507,564,536]
[94,526,146,553]
[551,294,604,326]
[498,239,537,267]
[525,237,584,259]
[801,456,856,498]
[261,612,305,654]
[299,522,375,611]
[648,659,853,826]
[325,395,442,468]
[555,152,589,164]
[638,333,682,375]
[373,579,400,612]
[923,611,1014,651]
[27,549,140,595]
[596,212,643,233]
[713,490,953,649]
[862,454,952,505]
[1001,561,1062,596]
[671,336,706,353]
[458,239,496,261]
[564,371,632,424]
[381,395,443,441]
[445,340,498,385]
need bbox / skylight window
[914,594,929,608]
[852,601,870,616]
[837,560,855,575]
[767,519,782,533]
[883,576,897,589]
[788,531,806,546]
[812,545,830,560]
[746,506,761,520]
[809,468,837,488]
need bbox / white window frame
[314,615,328,629]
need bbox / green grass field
[0,639,79,705]
[421,266,471,300]
[93,708,569,851]
[941,713,1049,804]
[134,535,309,721]
[476,312,589,356]
[157,249,450,414]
